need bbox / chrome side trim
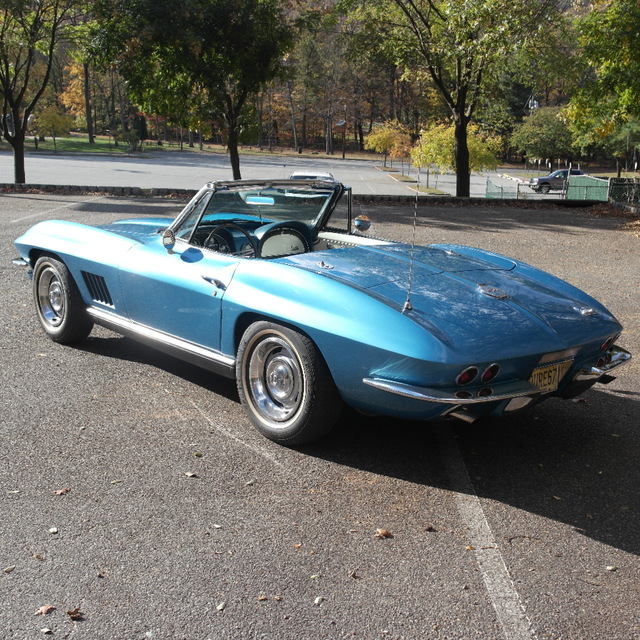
[87,307,236,378]
[574,345,632,381]
[362,377,541,405]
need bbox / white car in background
[289,170,336,182]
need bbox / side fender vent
[82,271,114,307]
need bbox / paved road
[0,149,521,197]
[2,192,639,639]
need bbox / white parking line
[9,195,107,223]
[437,424,538,640]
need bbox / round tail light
[600,337,614,352]
[456,366,478,386]
[481,363,500,383]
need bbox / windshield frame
[169,180,347,239]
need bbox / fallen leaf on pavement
[66,607,84,621]
[34,605,56,616]
[53,488,71,495]
[374,528,393,539]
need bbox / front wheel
[539,184,551,194]
[236,321,343,445]
[33,255,94,344]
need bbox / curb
[1,183,198,199]
[0,182,603,208]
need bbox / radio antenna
[402,166,420,313]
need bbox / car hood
[97,218,172,242]
[283,243,619,352]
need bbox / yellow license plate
[529,360,573,394]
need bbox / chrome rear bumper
[362,377,541,405]
[574,345,631,381]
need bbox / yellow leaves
[58,62,87,118]
[412,121,500,173]
[365,121,411,161]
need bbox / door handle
[201,275,227,291]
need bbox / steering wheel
[204,223,256,258]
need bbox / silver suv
[529,169,584,194]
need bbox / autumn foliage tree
[365,121,409,167]
[344,0,559,196]
[0,0,80,183]
[91,0,292,179]
[34,104,74,150]
[412,122,499,174]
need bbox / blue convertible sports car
[14,180,631,445]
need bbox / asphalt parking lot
[1,192,639,640]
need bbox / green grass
[0,134,140,155]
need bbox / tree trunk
[223,88,248,180]
[287,81,298,152]
[454,118,471,197]
[84,62,94,144]
[228,127,241,179]
[325,110,333,155]
[12,134,26,184]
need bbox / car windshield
[175,180,343,233]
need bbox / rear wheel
[33,255,93,344]
[236,321,343,445]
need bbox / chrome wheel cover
[246,334,304,426]
[37,266,65,327]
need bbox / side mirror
[162,228,176,251]
[354,214,371,233]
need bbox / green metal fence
[566,175,609,201]
[485,174,640,204]
[486,179,518,199]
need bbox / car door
[551,170,568,189]
[118,235,239,351]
